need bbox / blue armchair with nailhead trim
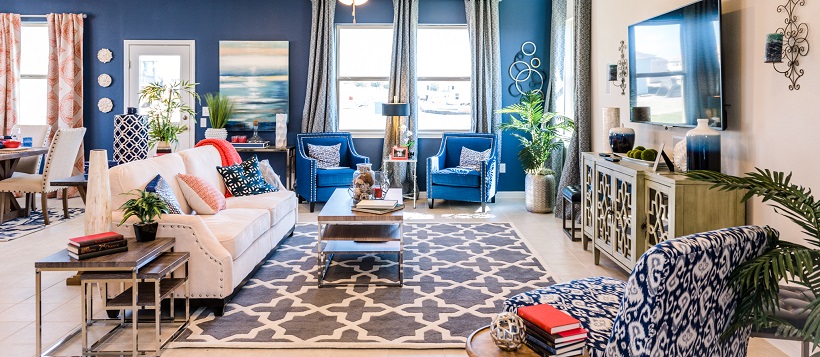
[296,133,369,212]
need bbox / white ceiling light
[339,0,369,23]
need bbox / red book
[517,303,582,334]
[68,232,124,247]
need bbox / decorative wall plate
[98,73,112,87]
[97,48,113,63]
[98,98,113,113]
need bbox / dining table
[0,147,49,223]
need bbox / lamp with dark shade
[381,103,409,117]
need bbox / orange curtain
[0,13,20,136]
[47,13,84,198]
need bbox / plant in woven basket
[139,80,200,148]
[687,169,820,354]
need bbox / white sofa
[108,146,297,315]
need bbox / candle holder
[609,40,628,95]
[769,0,809,90]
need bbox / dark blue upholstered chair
[426,132,499,212]
[296,133,369,212]
[503,226,772,357]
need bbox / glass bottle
[249,120,264,143]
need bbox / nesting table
[383,158,418,208]
[316,188,404,287]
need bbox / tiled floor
[0,194,797,356]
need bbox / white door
[124,40,196,150]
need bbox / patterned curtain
[544,0,568,191]
[465,0,502,135]
[555,0,592,219]
[47,13,84,198]
[302,0,337,133]
[0,14,20,136]
[383,0,418,192]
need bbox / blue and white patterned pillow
[458,147,491,171]
[307,143,341,169]
[144,174,184,214]
[217,155,278,197]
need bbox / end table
[383,158,418,208]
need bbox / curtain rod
[20,14,87,18]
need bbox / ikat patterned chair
[504,225,772,357]
[296,132,369,212]
[426,132,498,212]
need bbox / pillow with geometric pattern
[217,155,277,197]
[307,143,341,169]
[458,147,491,171]
[144,174,184,215]
[176,173,226,215]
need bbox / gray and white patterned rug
[172,222,556,349]
[0,207,84,242]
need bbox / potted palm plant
[498,91,574,213]
[687,169,820,348]
[118,189,169,242]
[203,92,234,140]
[139,80,200,152]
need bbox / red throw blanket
[194,139,242,197]
[195,139,242,166]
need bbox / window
[337,25,471,136]
[19,23,49,125]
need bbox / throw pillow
[259,159,284,190]
[307,143,341,169]
[144,174,184,215]
[458,147,491,171]
[217,155,278,197]
[176,173,226,214]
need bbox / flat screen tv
[628,0,725,130]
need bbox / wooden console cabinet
[581,153,745,272]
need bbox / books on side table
[351,200,403,214]
[67,232,128,260]
[517,303,588,357]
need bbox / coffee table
[466,326,539,357]
[317,188,404,287]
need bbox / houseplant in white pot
[498,91,574,213]
[139,80,199,152]
[203,92,234,140]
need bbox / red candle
[374,186,382,199]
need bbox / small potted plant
[203,92,234,140]
[139,80,200,153]
[118,189,169,242]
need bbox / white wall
[592,0,820,246]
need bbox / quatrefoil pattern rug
[173,222,556,349]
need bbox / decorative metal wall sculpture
[769,0,809,90]
[508,41,545,97]
[611,40,628,95]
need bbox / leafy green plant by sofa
[687,169,820,351]
[203,92,234,129]
[118,189,169,225]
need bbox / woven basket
[525,173,555,213]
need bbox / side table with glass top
[382,158,418,208]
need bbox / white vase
[85,149,112,235]
[205,128,228,140]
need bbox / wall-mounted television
[628,0,726,130]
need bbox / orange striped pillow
[176,173,226,215]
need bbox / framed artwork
[390,146,409,160]
[220,41,289,131]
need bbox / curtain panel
[302,0,338,133]
[383,0,419,192]
[47,13,84,198]
[555,0,592,218]
[0,14,20,136]
[465,0,502,135]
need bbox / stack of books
[517,304,588,357]
[351,199,404,214]
[67,232,128,260]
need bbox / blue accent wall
[8,0,549,191]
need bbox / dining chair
[11,125,51,174]
[0,128,86,225]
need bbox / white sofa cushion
[226,190,298,225]
[177,146,228,196]
[109,153,192,214]
[200,208,271,258]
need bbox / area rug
[172,222,556,349]
[0,208,84,242]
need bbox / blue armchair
[504,225,771,357]
[296,133,369,212]
[426,132,499,212]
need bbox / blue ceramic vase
[686,119,721,172]
[609,124,635,154]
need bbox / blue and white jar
[113,107,149,164]
[686,119,721,172]
[609,124,635,154]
